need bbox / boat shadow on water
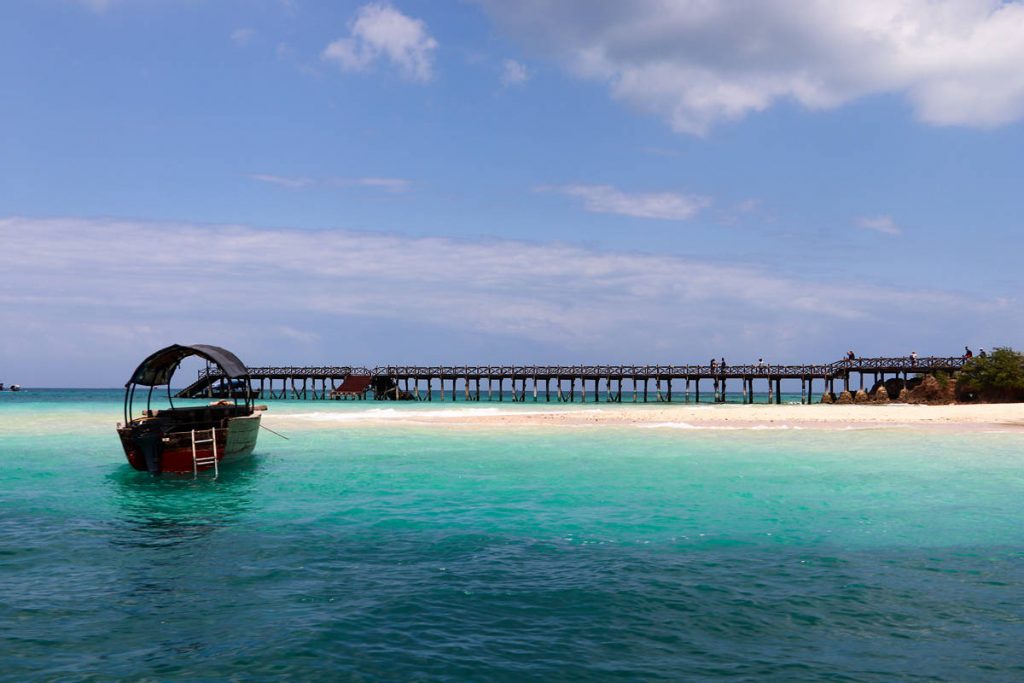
[105,457,264,549]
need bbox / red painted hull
[118,413,261,473]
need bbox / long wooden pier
[177,357,965,404]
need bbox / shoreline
[262,402,1024,432]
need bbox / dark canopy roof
[125,344,250,387]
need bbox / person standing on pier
[910,351,918,366]
[964,346,973,359]
[720,358,727,373]
[710,358,717,372]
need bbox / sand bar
[262,402,1024,431]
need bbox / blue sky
[3,0,1024,386]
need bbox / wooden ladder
[191,428,219,479]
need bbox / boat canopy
[125,344,249,387]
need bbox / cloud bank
[2,216,1004,385]
[480,0,1024,134]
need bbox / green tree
[956,347,1024,402]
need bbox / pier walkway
[177,357,965,404]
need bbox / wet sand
[262,402,1024,431]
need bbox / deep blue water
[1,390,1023,680]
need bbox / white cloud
[322,3,438,83]
[277,326,322,344]
[250,174,411,192]
[3,216,1013,382]
[541,184,710,220]
[500,59,529,86]
[329,177,411,193]
[480,0,1024,134]
[0,216,976,333]
[716,198,765,226]
[231,28,257,47]
[641,147,682,158]
[249,174,314,189]
[857,215,902,236]
[76,0,114,12]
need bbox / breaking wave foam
[638,422,805,431]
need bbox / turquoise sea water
[2,390,1023,681]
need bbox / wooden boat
[117,344,263,475]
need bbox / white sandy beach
[262,402,1024,431]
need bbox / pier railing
[372,356,964,379]
[196,365,372,380]
[178,356,967,401]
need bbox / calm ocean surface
[2,390,1023,681]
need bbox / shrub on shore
[955,347,1024,403]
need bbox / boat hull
[118,413,261,473]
